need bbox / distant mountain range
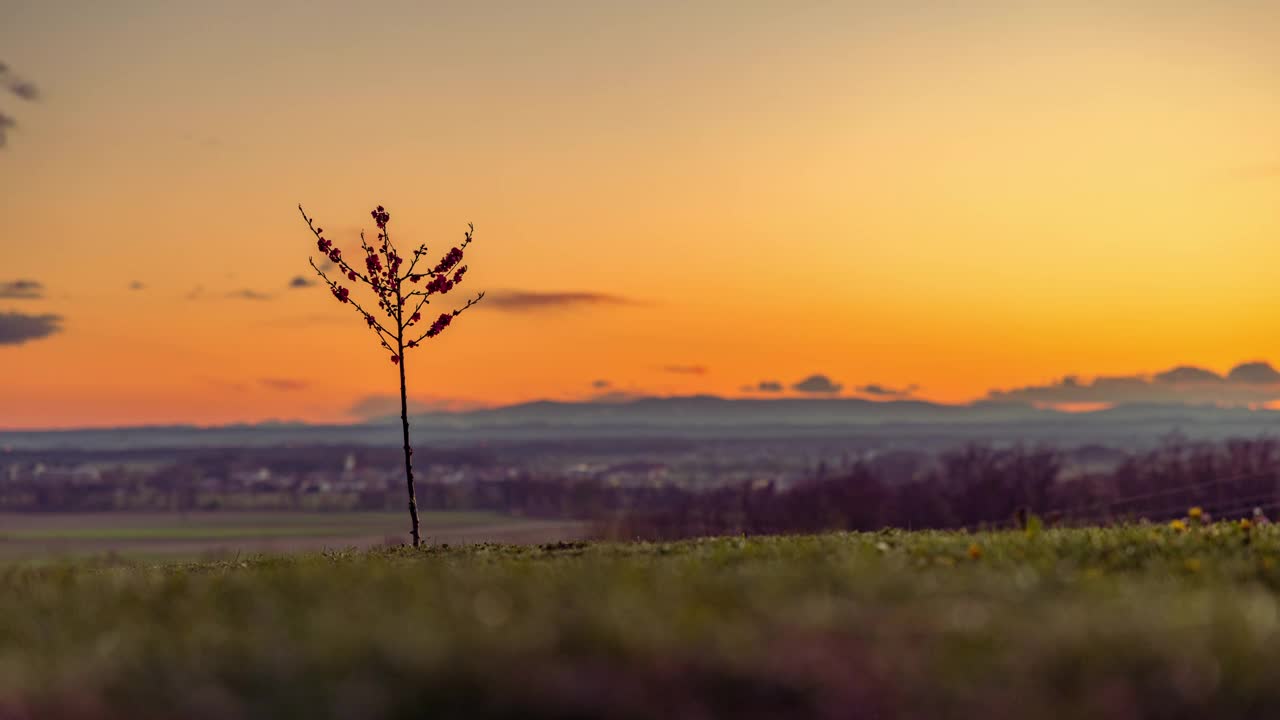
[2,396,1279,451]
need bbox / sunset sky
[1,1,1278,428]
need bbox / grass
[2,521,1279,718]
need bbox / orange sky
[1,1,1277,428]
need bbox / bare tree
[299,204,483,546]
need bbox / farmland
[0,511,585,559]
[2,521,1279,718]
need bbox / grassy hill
[4,522,1279,718]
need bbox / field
[3,521,1279,718]
[0,511,585,559]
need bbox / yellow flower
[1169,519,1188,532]
[1241,518,1253,531]
[1188,506,1204,520]
[967,543,982,560]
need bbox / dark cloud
[662,364,708,375]
[227,289,273,301]
[260,378,308,391]
[1,63,39,102]
[792,374,843,394]
[128,281,145,291]
[0,113,14,148]
[1228,362,1280,385]
[185,286,205,301]
[485,290,639,312]
[0,279,43,299]
[745,380,784,393]
[0,62,39,149]
[986,361,1280,407]
[8,81,38,102]
[0,311,62,346]
[288,276,316,289]
[856,383,919,398]
[592,379,612,389]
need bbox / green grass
[3,522,1280,718]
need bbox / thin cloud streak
[662,365,708,376]
[484,290,641,312]
[0,279,43,299]
[226,289,273,301]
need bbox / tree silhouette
[299,204,483,546]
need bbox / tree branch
[400,223,474,283]
[297,205,377,288]
[308,257,397,349]
[409,291,485,346]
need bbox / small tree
[298,204,483,547]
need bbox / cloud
[0,279,43,299]
[662,364,708,375]
[0,113,14,148]
[348,394,485,419]
[744,380,784,393]
[856,383,919,399]
[485,290,639,312]
[0,311,62,346]
[288,275,316,289]
[1,63,39,102]
[985,361,1280,407]
[227,289,273,301]
[260,378,308,391]
[128,281,145,291]
[1228,361,1280,385]
[1153,366,1222,384]
[8,80,38,102]
[592,379,612,389]
[792,374,843,394]
[185,286,205,301]
[0,62,39,149]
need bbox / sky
[1,0,1278,428]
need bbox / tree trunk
[397,337,421,547]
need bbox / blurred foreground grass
[3,522,1280,718]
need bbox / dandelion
[1188,506,1203,521]
[1170,519,1188,532]
[1241,518,1253,531]
[967,543,982,560]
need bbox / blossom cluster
[300,203,484,364]
[425,312,453,338]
